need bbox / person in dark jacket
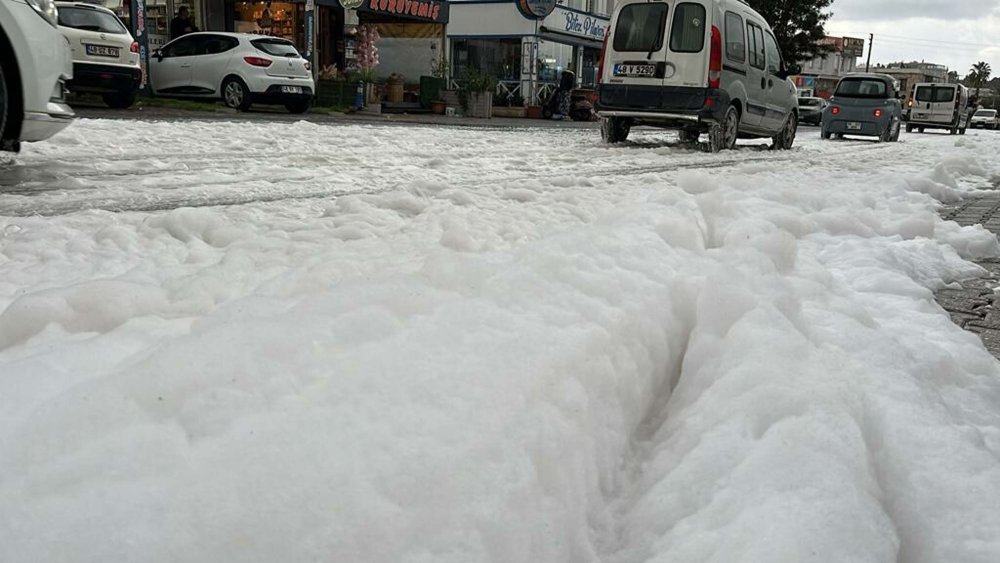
[170,7,197,40]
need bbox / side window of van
[724,12,745,63]
[614,3,669,52]
[763,31,781,75]
[747,23,765,70]
[669,3,707,53]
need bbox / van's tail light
[597,31,610,84]
[708,25,722,89]
[831,106,840,116]
[244,56,273,68]
[874,108,883,118]
[908,99,913,107]
[130,41,139,54]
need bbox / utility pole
[865,34,873,73]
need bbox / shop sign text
[367,0,443,21]
[563,11,606,40]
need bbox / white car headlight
[25,0,59,27]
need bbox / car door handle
[761,77,767,89]
[768,78,773,88]
[181,64,191,68]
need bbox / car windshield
[251,39,301,58]
[836,78,889,99]
[799,98,823,107]
[58,6,127,33]
[974,110,997,117]
[915,86,956,103]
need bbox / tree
[746,0,836,65]
[969,61,992,98]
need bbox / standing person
[170,7,195,40]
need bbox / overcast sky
[824,0,1000,78]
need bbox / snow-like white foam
[2,121,1000,562]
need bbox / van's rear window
[614,4,668,53]
[835,78,889,98]
[58,6,127,34]
[670,3,707,53]
[915,86,957,103]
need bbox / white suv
[56,1,142,109]
[0,0,76,152]
[149,32,315,114]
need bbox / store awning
[538,29,602,50]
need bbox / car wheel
[772,111,797,150]
[906,124,914,133]
[890,121,901,142]
[918,127,925,133]
[223,77,252,112]
[102,91,136,109]
[0,57,7,142]
[960,127,967,135]
[284,99,311,114]
[821,129,831,140]
[601,116,631,144]
[677,128,700,144]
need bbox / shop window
[234,1,304,52]
[537,40,574,83]
[451,39,521,82]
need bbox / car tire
[918,127,925,133]
[222,77,252,112]
[677,128,700,144]
[0,56,7,143]
[906,124,914,133]
[771,111,797,150]
[890,121,901,142]
[601,116,630,144]
[102,91,136,109]
[821,129,831,140]
[284,99,311,114]
[960,127,967,135]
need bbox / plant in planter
[458,68,497,119]
[428,55,449,113]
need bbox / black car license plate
[85,44,120,58]
[846,121,862,130]
[281,86,303,94]
[613,64,657,78]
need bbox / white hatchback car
[970,109,999,130]
[149,32,314,113]
[0,0,75,152]
[56,1,141,108]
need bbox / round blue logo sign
[517,0,556,19]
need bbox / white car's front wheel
[223,78,252,112]
[0,57,9,142]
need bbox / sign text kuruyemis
[563,11,606,39]
[365,0,446,21]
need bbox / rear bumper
[68,63,142,94]
[824,119,887,137]
[251,85,315,105]
[596,84,729,127]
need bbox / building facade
[791,36,864,99]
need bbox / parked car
[798,96,827,126]
[56,1,141,108]
[596,0,800,152]
[970,109,999,130]
[906,82,969,135]
[149,32,314,114]
[821,74,902,142]
[0,0,75,152]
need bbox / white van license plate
[281,86,303,94]
[846,122,862,130]
[613,64,657,78]
[85,45,120,58]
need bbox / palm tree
[970,61,992,99]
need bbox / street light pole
[865,33,873,73]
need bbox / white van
[596,0,799,152]
[906,82,969,135]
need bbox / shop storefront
[350,0,449,81]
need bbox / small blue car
[821,74,903,142]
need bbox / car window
[669,3,706,53]
[836,78,889,98]
[975,110,997,117]
[724,12,745,63]
[251,38,302,58]
[915,86,956,103]
[763,31,781,75]
[799,98,822,107]
[613,3,668,53]
[58,6,127,34]
[163,36,199,58]
[747,23,765,70]
[200,35,240,55]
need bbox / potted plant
[492,92,526,118]
[424,55,449,114]
[458,68,497,119]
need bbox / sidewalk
[937,191,1000,359]
[73,102,601,130]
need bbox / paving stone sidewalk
[938,193,1000,359]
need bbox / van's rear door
[912,85,957,124]
[602,0,710,111]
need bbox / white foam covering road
[2,119,1000,562]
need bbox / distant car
[906,82,969,134]
[149,32,314,114]
[821,74,902,142]
[798,96,827,126]
[970,109,999,130]
[0,0,76,152]
[56,1,141,109]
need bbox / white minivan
[906,82,969,135]
[597,0,799,151]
